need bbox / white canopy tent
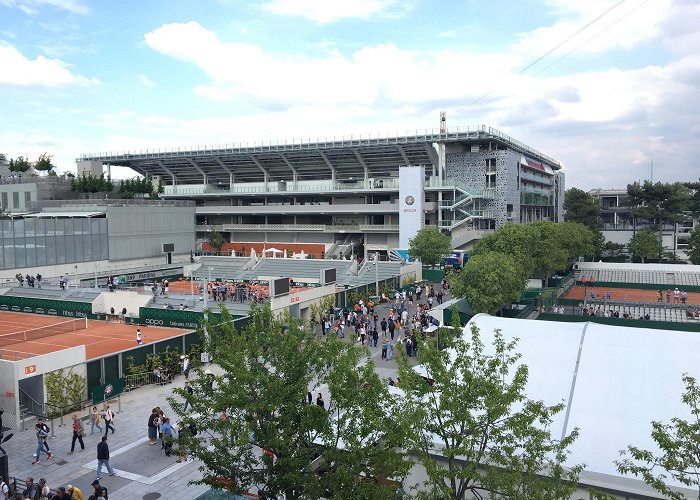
[454,314,699,497]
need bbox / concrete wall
[107,205,195,261]
[0,253,191,282]
[92,291,151,317]
[1,346,86,429]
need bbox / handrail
[19,387,45,417]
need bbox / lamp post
[204,266,213,310]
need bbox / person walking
[32,423,52,464]
[103,405,114,435]
[316,393,325,410]
[68,414,85,454]
[90,406,102,434]
[96,436,115,480]
[182,382,194,412]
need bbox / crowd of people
[319,281,447,361]
[14,273,42,288]
[205,281,267,304]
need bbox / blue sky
[1,0,698,190]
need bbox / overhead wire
[532,0,653,77]
[467,0,631,107]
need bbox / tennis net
[0,317,88,347]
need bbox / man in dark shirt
[96,436,115,480]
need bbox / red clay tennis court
[0,311,191,362]
[564,285,700,304]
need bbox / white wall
[93,290,151,317]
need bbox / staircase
[451,228,491,249]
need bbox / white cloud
[0,0,88,15]
[262,0,412,23]
[0,43,100,86]
[514,0,671,60]
[138,74,155,87]
[144,22,520,110]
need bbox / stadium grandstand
[77,123,565,256]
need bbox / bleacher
[190,256,402,290]
[576,264,700,287]
[7,286,102,302]
[584,301,697,323]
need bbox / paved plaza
[2,287,437,499]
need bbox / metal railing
[124,370,176,390]
[29,198,195,210]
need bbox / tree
[9,156,31,172]
[207,231,225,253]
[70,172,114,194]
[396,322,583,500]
[470,223,538,278]
[686,225,700,265]
[169,304,406,499]
[408,226,452,268]
[628,228,663,263]
[616,373,700,500]
[564,188,600,230]
[450,252,527,315]
[627,181,691,261]
[33,152,55,173]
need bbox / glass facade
[0,216,108,269]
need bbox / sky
[0,0,699,190]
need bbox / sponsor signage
[25,365,37,375]
[399,165,425,248]
[79,267,182,287]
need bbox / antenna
[650,155,653,183]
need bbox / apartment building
[589,188,695,260]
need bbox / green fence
[137,307,228,328]
[538,312,700,332]
[0,295,105,320]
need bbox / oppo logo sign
[145,319,164,326]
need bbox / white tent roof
[264,247,282,253]
[466,314,699,493]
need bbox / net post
[85,316,88,329]
[58,407,65,427]
[117,394,122,414]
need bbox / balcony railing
[165,178,401,196]
[520,170,554,185]
[197,223,399,233]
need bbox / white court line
[81,436,191,484]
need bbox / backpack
[1,480,12,498]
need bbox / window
[1,193,7,210]
[12,192,19,209]
[24,191,31,207]
[485,159,496,188]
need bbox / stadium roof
[78,125,562,185]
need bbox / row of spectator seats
[580,268,700,286]
[585,304,696,323]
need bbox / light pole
[204,266,213,310]
[94,263,98,289]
